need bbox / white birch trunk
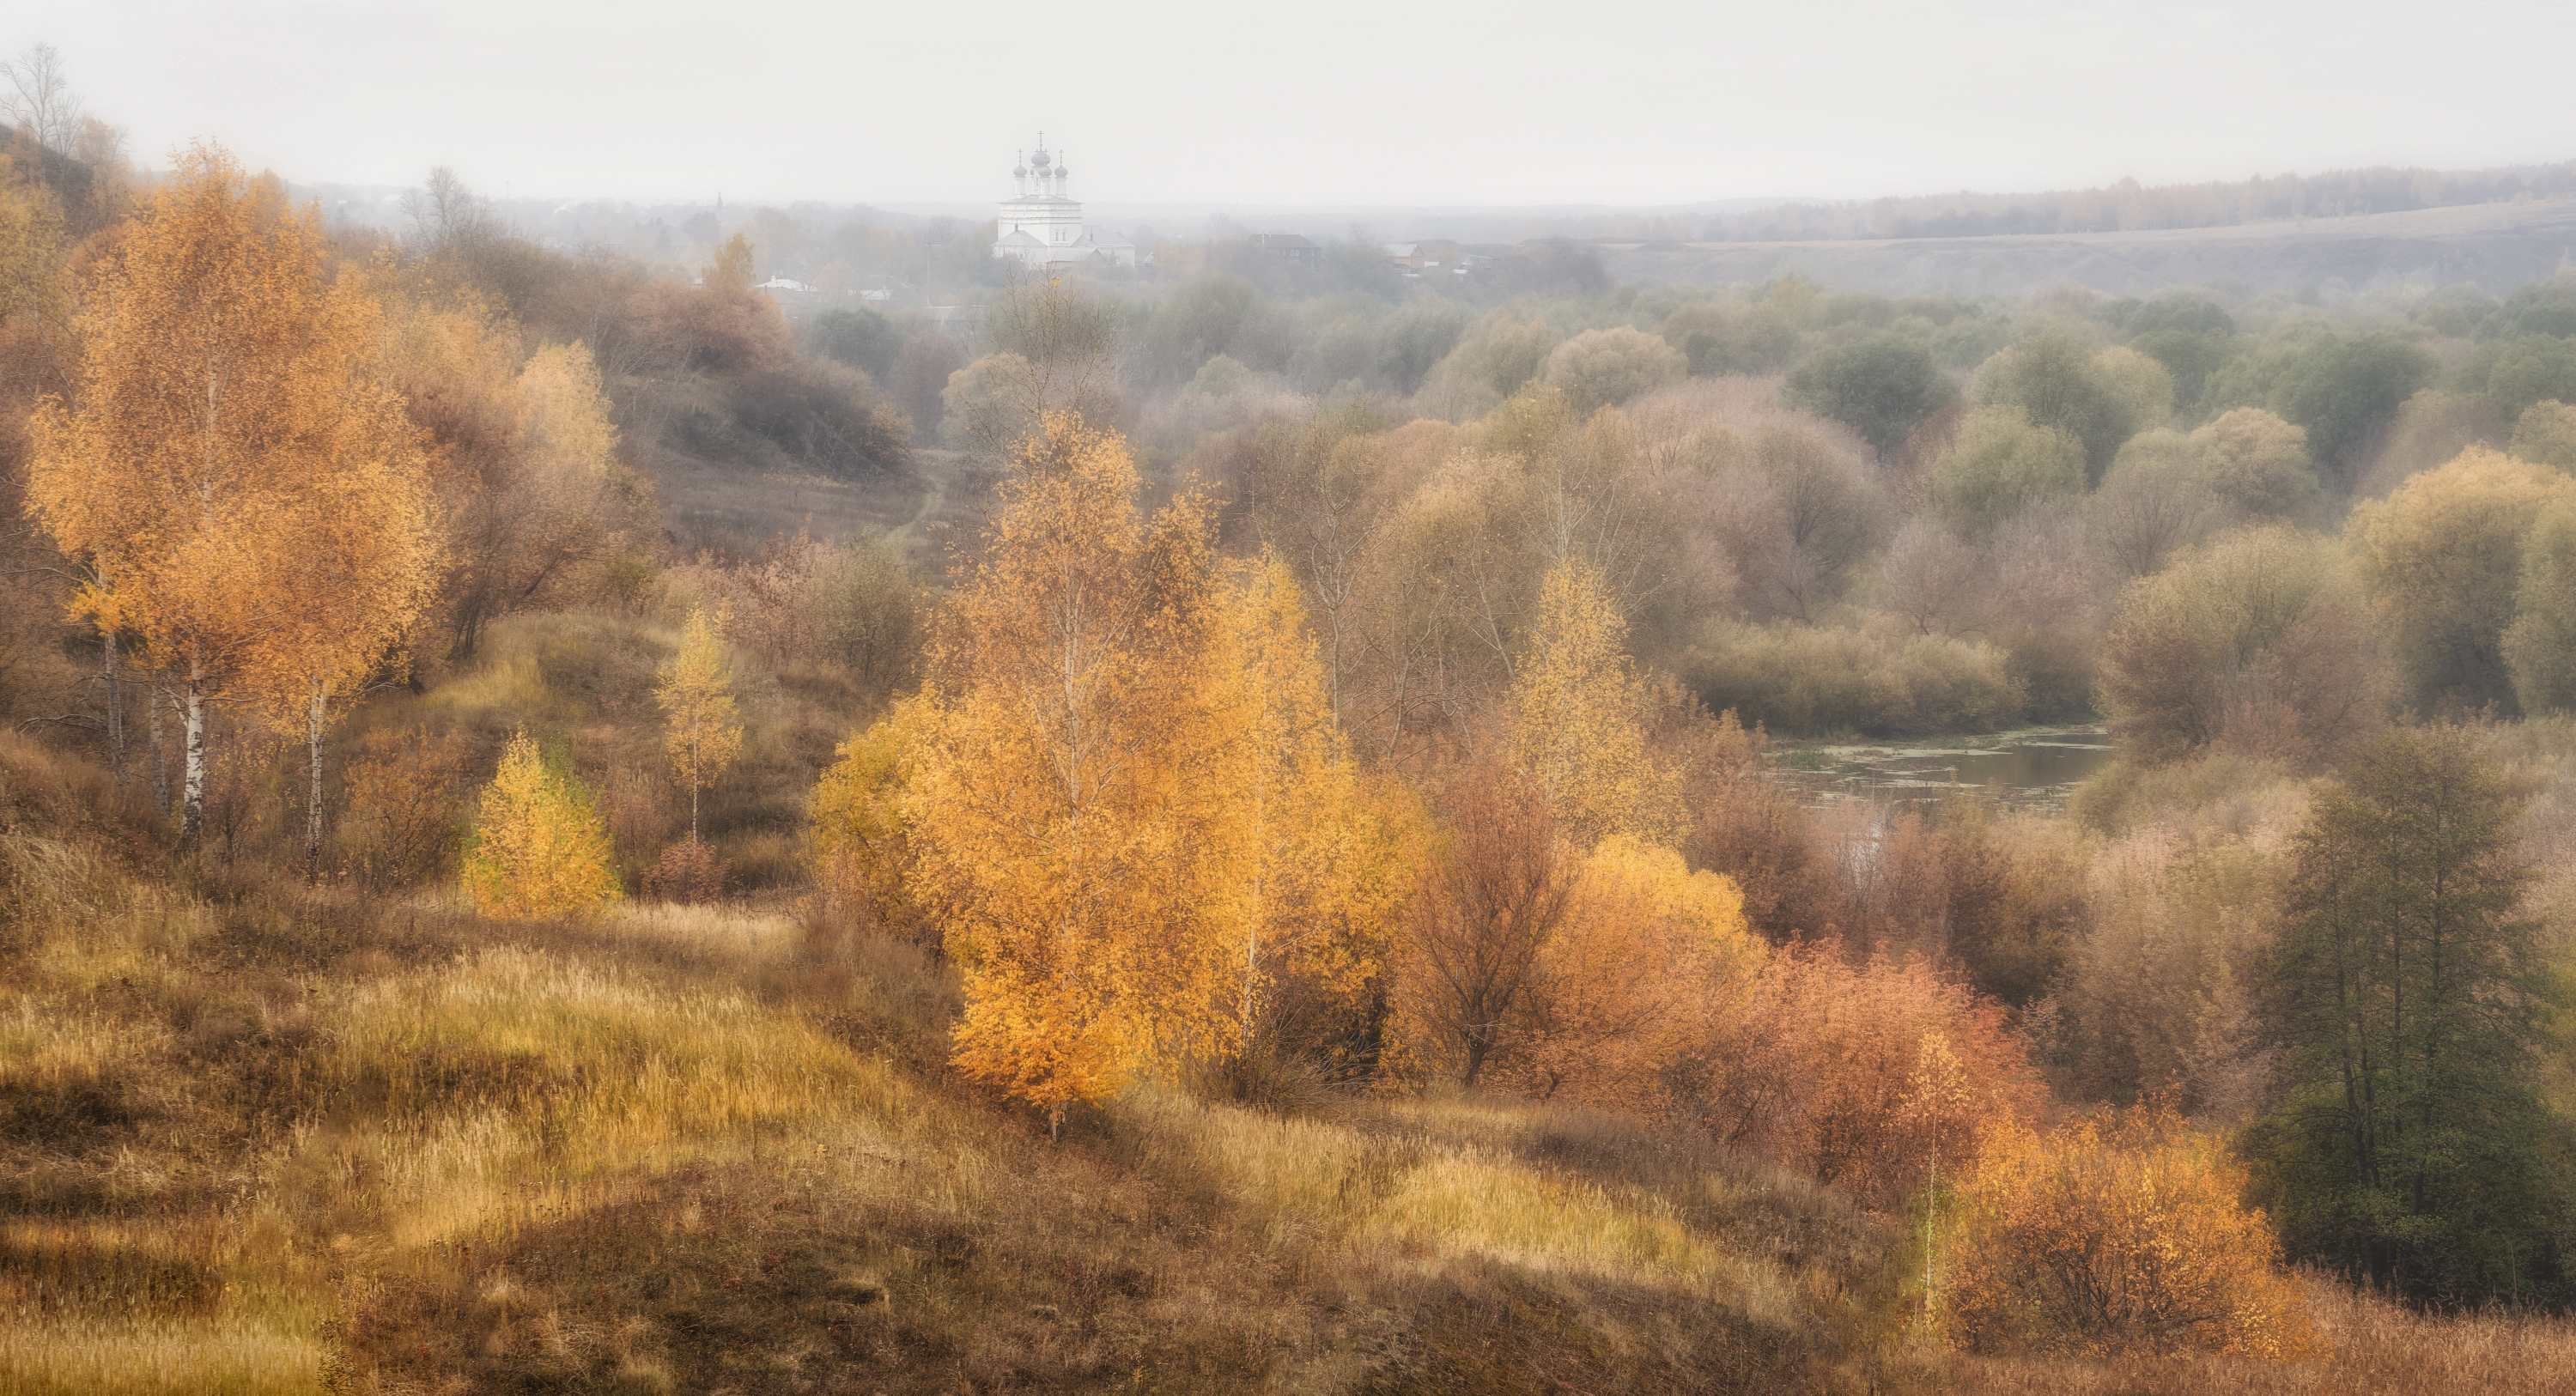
[179,666,208,847]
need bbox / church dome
[1032,149,1051,169]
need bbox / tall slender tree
[2246,725,2560,1302]
[256,265,440,873]
[1201,552,1406,1062]
[654,604,743,841]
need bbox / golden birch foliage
[903,411,1235,1122]
[242,264,442,704]
[26,144,438,841]
[1200,553,1414,1053]
[807,695,933,946]
[244,265,443,866]
[1510,557,1674,847]
[518,340,621,476]
[30,146,319,660]
[462,731,622,919]
[1581,835,1759,974]
[653,605,743,838]
[1943,1102,2320,1360]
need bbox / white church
[992,137,1137,269]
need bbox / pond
[1775,726,2118,815]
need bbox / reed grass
[0,1315,324,1396]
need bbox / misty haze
[9,5,2576,1393]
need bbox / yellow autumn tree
[0,163,71,350]
[1200,553,1414,1064]
[27,143,437,846]
[654,604,744,841]
[703,233,757,294]
[903,411,1237,1132]
[248,264,443,873]
[1510,556,1674,847]
[807,694,934,948]
[368,279,641,659]
[462,730,621,919]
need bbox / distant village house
[1252,232,1321,268]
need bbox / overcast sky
[16,0,2574,209]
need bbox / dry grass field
[642,437,995,578]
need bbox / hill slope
[0,733,1903,1393]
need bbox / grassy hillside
[0,734,1906,1393]
[7,631,2576,1395]
[0,603,1899,1394]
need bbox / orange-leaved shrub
[1678,941,2041,1211]
[1942,1100,2319,1360]
[1501,835,1765,1108]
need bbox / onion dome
[1032,149,1052,170]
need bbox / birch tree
[1200,553,1406,1063]
[28,145,434,847]
[1509,557,1674,848]
[902,411,1234,1132]
[653,604,743,841]
[253,266,440,872]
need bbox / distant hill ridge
[1689,159,2576,244]
[1604,197,2576,298]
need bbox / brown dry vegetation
[0,730,1914,1393]
[1950,1279,2576,1395]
